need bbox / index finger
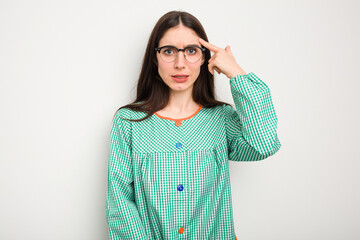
[199,38,220,52]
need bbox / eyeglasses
[155,45,206,63]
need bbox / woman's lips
[171,75,189,83]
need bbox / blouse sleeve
[224,72,281,161]
[106,110,148,239]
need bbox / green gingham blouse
[106,72,281,239]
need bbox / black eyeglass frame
[155,45,207,62]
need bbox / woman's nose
[174,51,186,68]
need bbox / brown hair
[118,10,230,121]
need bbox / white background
[1,0,359,239]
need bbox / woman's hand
[199,38,247,79]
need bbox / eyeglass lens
[159,47,202,63]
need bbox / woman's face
[156,24,204,95]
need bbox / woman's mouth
[171,75,189,83]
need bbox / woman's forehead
[159,25,200,46]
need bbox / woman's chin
[169,84,193,93]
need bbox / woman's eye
[186,48,197,55]
[163,48,174,55]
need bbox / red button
[178,227,184,234]
[175,120,181,127]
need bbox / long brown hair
[118,10,230,121]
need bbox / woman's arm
[106,110,148,239]
[225,72,281,161]
[198,38,281,161]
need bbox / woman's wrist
[228,66,247,79]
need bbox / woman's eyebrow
[160,44,202,48]
[185,44,202,48]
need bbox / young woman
[106,10,281,240]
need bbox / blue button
[176,142,182,149]
[177,184,184,191]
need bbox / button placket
[174,119,187,237]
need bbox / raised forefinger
[199,38,220,53]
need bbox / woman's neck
[156,89,200,119]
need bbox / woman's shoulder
[199,104,236,124]
[203,103,235,115]
[113,105,147,121]
[221,103,236,114]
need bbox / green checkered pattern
[106,72,281,239]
